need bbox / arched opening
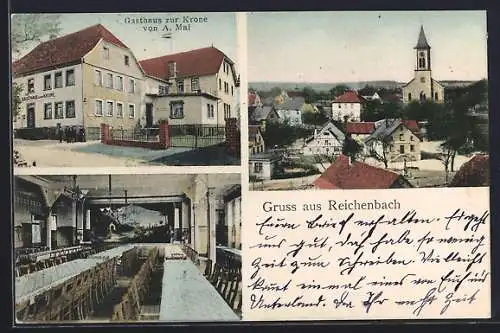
[408,93,412,101]
[419,92,426,102]
[434,92,439,101]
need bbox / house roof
[314,154,403,189]
[139,46,236,81]
[366,119,421,142]
[251,105,273,121]
[13,24,127,76]
[334,91,365,104]
[403,120,420,132]
[306,121,345,144]
[275,96,305,110]
[346,122,376,135]
[449,154,489,187]
[415,25,431,49]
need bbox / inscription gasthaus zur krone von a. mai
[244,195,490,320]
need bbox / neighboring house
[267,97,304,126]
[331,90,365,122]
[12,24,144,136]
[249,153,280,180]
[248,90,263,108]
[346,122,376,143]
[313,154,413,189]
[249,105,273,124]
[402,25,445,104]
[139,46,239,127]
[449,154,489,187]
[362,92,381,102]
[248,125,265,155]
[364,119,422,162]
[302,121,345,156]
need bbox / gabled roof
[415,25,431,49]
[251,105,273,122]
[274,96,305,110]
[306,121,345,144]
[334,91,365,104]
[13,24,127,76]
[314,154,405,189]
[139,47,237,83]
[366,119,422,142]
[346,122,376,135]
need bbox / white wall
[331,102,362,122]
[249,160,273,180]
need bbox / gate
[169,124,225,148]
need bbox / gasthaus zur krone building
[12,24,239,140]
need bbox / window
[106,101,113,116]
[408,93,412,101]
[420,77,425,83]
[167,61,176,77]
[65,101,75,118]
[254,162,263,173]
[410,145,415,152]
[55,72,63,88]
[55,102,64,119]
[128,104,136,118]
[116,76,123,91]
[434,92,439,100]
[44,103,52,119]
[399,145,405,154]
[224,103,231,119]
[410,136,414,141]
[95,100,103,116]
[224,82,229,93]
[219,78,222,90]
[191,77,200,92]
[27,78,35,93]
[128,79,135,93]
[95,70,102,86]
[207,104,214,118]
[66,69,75,86]
[324,140,329,146]
[231,85,234,96]
[338,104,341,108]
[124,55,130,66]
[177,80,184,93]
[44,74,52,90]
[106,73,113,88]
[159,85,168,95]
[399,134,404,141]
[116,102,123,118]
[170,101,184,119]
[102,46,110,59]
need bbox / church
[402,26,445,104]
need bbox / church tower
[402,25,444,104]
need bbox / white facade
[13,64,83,129]
[302,122,345,156]
[331,102,362,122]
[249,158,276,180]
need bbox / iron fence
[110,127,160,142]
[169,124,225,148]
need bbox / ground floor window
[170,101,184,119]
[400,145,405,154]
[254,162,263,173]
[128,104,136,118]
[65,100,75,118]
[55,102,64,119]
[44,103,52,119]
[106,101,114,116]
[116,102,123,118]
[95,100,103,116]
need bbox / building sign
[21,92,55,102]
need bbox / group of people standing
[56,124,86,143]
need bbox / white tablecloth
[89,244,136,259]
[159,259,239,321]
[15,258,104,304]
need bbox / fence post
[101,123,110,144]
[159,121,170,149]
[225,118,240,155]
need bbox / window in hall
[169,101,184,119]
[95,100,103,116]
[106,101,113,116]
[191,77,200,92]
[410,145,415,152]
[55,102,64,119]
[65,101,75,118]
[177,79,184,93]
[115,76,123,91]
[66,69,75,86]
[124,55,130,66]
[27,78,35,93]
[254,162,263,173]
[128,79,135,94]
[55,72,63,88]
[106,73,113,88]
[95,70,102,86]
[116,102,123,118]
[399,145,405,154]
[44,74,52,90]
[44,103,52,119]
[102,46,110,59]
[128,104,136,118]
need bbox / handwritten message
[242,188,490,320]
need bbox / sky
[247,11,488,83]
[12,12,237,63]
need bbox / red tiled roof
[249,92,258,106]
[346,122,376,135]
[334,91,365,104]
[314,154,402,189]
[13,24,127,76]
[449,154,489,187]
[403,120,420,132]
[139,47,229,80]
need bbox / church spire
[415,25,431,49]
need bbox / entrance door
[146,103,153,127]
[27,104,35,128]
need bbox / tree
[342,133,363,162]
[302,86,317,103]
[438,141,455,184]
[12,82,23,119]
[329,84,349,99]
[11,14,62,58]
[367,136,391,168]
[302,110,328,126]
[262,120,312,148]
